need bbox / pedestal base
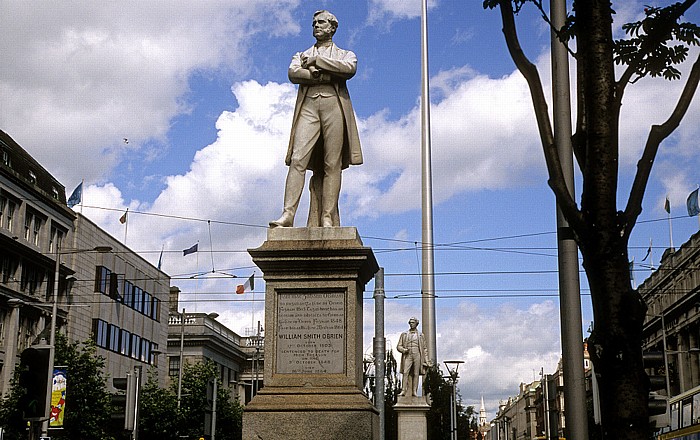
[243,386,379,439]
[242,227,379,440]
[395,397,430,440]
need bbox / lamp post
[444,360,464,440]
[42,245,111,438]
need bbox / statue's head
[312,10,338,40]
[408,317,419,328]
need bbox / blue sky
[2,0,700,417]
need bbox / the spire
[479,396,487,426]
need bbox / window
[120,329,131,356]
[28,170,36,184]
[51,187,59,200]
[23,211,42,245]
[140,339,150,362]
[24,213,33,241]
[95,266,111,293]
[131,334,141,359]
[123,280,133,307]
[5,200,14,230]
[1,149,9,166]
[152,297,161,321]
[108,324,120,352]
[20,262,43,294]
[93,319,108,348]
[150,343,159,365]
[169,357,180,377]
[0,196,4,228]
[133,286,143,313]
[49,226,63,253]
[143,291,152,317]
[32,216,41,246]
[1,255,18,284]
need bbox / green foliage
[424,366,477,440]
[0,334,113,440]
[148,360,243,440]
[484,1,699,82]
[0,370,30,440]
[384,349,402,440]
[615,3,700,80]
[51,333,112,440]
[138,369,179,440]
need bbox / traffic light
[111,371,137,431]
[18,346,51,420]
[643,350,670,429]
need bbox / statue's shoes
[269,214,294,228]
[321,217,333,228]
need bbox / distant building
[166,293,263,404]
[640,231,700,437]
[490,380,539,440]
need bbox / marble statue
[396,317,431,397]
[270,10,363,228]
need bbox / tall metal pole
[177,308,185,408]
[41,247,61,438]
[420,0,437,365]
[550,0,589,438]
[373,268,386,440]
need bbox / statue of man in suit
[397,317,431,397]
[270,10,363,228]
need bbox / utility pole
[550,0,589,438]
[373,268,386,440]
[420,0,437,365]
[177,308,185,408]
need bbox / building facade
[641,231,700,438]
[0,129,170,395]
[166,295,264,404]
[0,129,76,395]
[68,213,170,386]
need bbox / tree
[138,368,179,440]
[423,366,476,440]
[0,370,29,440]
[484,1,700,438]
[0,334,113,440]
[172,360,243,440]
[51,334,112,440]
[384,349,402,440]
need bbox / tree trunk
[581,232,648,439]
[577,2,650,438]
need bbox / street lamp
[42,245,111,437]
[444,360,464,440]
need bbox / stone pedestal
[395,396,430,440]
[243,227,380,440]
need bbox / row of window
[1,146,60,200]
[1,194,65,252]
[93,319,158,365]
[95,266,161,321]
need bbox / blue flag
[67,182,82,208]
[183,243,198,256]
[687,188,700,217]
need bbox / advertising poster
[49,367,67,428]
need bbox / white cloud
[0,1,301,189]
[367,0,438,25]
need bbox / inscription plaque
[276,292,346,374]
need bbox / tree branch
[624,52,700,237]
[497,0,584,230]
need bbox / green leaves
[614,2,700,81]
